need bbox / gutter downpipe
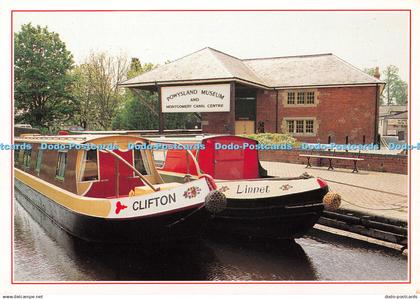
[275,88,279,133]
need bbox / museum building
[120,47,385,143]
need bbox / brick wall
[256,86,379,144]
[202,111,235,134]
[203,85,379,143]
[256,89,277,132]
[259,149,408,174]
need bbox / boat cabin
[150,135,266,181]
[14,135,164,198]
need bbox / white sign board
[161,84,230,113]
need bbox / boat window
[81,149,99,181]
[23,149,32,169]
[133,149,149,176]
[35,149,43,174]
[55,151,67,181]
[152,149,167,169]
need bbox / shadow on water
[14,198,215,281]
[202,233,318,280]
[14,198,317,281]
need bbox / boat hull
[158,172,328,239]
[208,187,327,239]
[14,179,210,244]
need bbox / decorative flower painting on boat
[280,184,293,191]
[183,186,202,199]
[218,186,230,193]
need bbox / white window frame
[132,146,151,177]
[55,151,68,181]
[284,118,317,136]
[284,90,317,107]
[80,149,100,182]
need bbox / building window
[286,120,294,133]
[297,92,305,104]
[287,92,295,104]
[35,149,43,175]
[286,90,316,106]
[133,149,149,176]
[296,120,304,133]
[23,149,32,169]
[307,92,315,104]
[305,120,314,133]
[285,119,316,135]
[81,150,99,181]
[55,151,67,181]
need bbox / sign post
[157,86,164,134]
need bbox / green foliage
[364,65,408,106]
[127,58,156,79]
[112,90,159,130]
[71,53,130,130]
[112,58,159,130]
[14,23,75,130]
[383,65,407,106]
[112,58,201,131]
[240,133,299,147]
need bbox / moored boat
[148,135,338,239]
[14,134,225,243]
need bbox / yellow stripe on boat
[14,168,111,218]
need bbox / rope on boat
[166,205,205,228]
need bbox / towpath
[261,161,408,222]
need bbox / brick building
[121,47,385,143]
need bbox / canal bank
[261,161,408,248]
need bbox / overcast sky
[13,11,409,81]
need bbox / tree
[14,23,75,130]
[112,58,201,131]
[71,64,99,129]
[383,65,407,106]
[112,58,159,130]
[73,53,130,130]
[364,65,408,106]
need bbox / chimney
[374,67,380,79]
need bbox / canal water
[14,200,407,281]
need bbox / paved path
[261,161,408,222]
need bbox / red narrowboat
[14,134,225,243]
[149,135,334,239]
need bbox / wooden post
[275,90,279,133]
[158,85,164,134]
[230,82,235,135]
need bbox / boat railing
[16,135,88,142]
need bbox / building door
[234,87,257,135]
[235,120,255,134]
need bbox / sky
[12,11,409,81]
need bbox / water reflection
[14,199,407,281]
[14,199,316,281]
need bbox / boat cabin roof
[15,134,151,145]
[149,134,257,144]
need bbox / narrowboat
[13,134,225,243]
[149,135,337,239]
